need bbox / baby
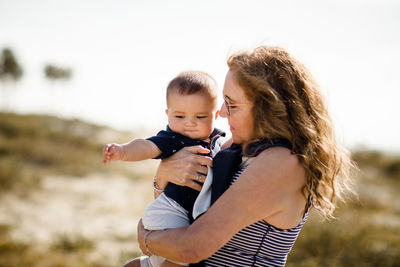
[103,71,224,267]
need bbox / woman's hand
[137,219,152,256]
[155,145,213,191]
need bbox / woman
[130,46,354,266]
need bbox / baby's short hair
[166,71,218,106]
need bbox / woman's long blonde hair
[227,46,355,218]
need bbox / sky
[0,0,399,152]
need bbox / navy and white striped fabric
[204,166,310,267]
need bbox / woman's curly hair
[227,46,356,218]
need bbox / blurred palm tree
[44,65,72,81]
[43,64,73,114]
[0,48,23,110]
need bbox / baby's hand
[103,143,123,165]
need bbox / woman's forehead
[223,71,247,101]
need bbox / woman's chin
[231,137,242,145]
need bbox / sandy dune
[0,173,154,263]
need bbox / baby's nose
[185,118,196,126]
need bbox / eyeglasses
[223,97,251,115]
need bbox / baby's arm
[103,139,161,164]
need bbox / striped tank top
[204,166,311,267]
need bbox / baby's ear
[214,110,220,119]
[165,109,169,116]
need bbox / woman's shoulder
[252,146,304,184]
[255,145,297,165]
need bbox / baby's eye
[175,115,184,119]
[197,116,208,119]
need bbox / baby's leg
[142,193,190,230]
[121,257,141,267]
[160,260,186,267]
[122,256,185,267]
[142,194,191,267]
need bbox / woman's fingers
[184,145,210,155]
[137,219,150,255]
[196,154,213,168]
[180,148,212,169]
[166,167,206,191]
[188,180,203,191]
[177,172,206,191]
[155,145,213,190]
[194,172,208,183]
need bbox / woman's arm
[139,147,306,263]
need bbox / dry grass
[0,112,142,195]
[287,149,400,267]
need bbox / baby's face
[166,92,218,140]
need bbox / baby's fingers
[102,144,114,165]
[105,144,114,152]
[102,153,110,165]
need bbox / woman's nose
[219,103,228,118]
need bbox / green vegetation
[1,112,399,266]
